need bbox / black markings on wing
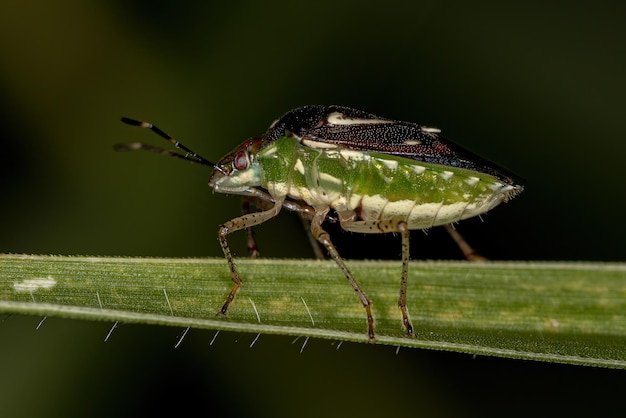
[264,105,520,184]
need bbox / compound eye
[233,150,249,170]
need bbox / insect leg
[443,224,487,261]
[298,213,326,260]
[244,188,317,218]
[397,222,414,336]
[311,208,375,340]
[341,218,415,336]
[219,199,284,315]
[241,195,273,259]
[242,188,323,259]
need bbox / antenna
[115,117,224,173]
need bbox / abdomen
[261,138,520,231]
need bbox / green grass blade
[1,254,625,368]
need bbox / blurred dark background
[1,1,624,417]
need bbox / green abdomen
[258,136,517,231]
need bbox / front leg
[241,189,322,259]
[241,196,264,259]
[219,199,284,315]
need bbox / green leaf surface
[1,254,625,368]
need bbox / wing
[265,105,521,185]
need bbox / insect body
[118,105,523,340]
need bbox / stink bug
[116,105,523,340]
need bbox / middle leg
[310,208,376,340]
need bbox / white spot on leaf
[14,276,56,293]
